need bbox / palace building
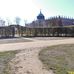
[25,11,74,28]
[0,11,74,38]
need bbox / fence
[0,26,74,38]
[25,26,74,37]
[0,26,15,38]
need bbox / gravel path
[0,38,74,74]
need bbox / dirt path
[0,38,74,74]
[10,47,54,74]
[0,38,74,52]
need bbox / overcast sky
[0,0,74,25]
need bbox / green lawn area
[39,44,74,74]
[0,50,18,74]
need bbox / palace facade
[0,11,74,38]
[25,11,74,28]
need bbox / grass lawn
[39,44,74,74]
[0,50,18,74]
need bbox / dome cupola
[37,10,45,20]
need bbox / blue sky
[0,0,74,25]
[37,0,74,18]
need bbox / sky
[0,0,74,25]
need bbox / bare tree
[24,19,27,27]
[6,18,12,26]
[15,17,21,25]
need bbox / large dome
[37,11,45,20]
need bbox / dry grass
[39,44,74,74]
[0,50,18,74]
